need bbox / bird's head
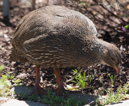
[101,42,121,74]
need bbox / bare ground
[0,0,129,97]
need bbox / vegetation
[71,69,129,106]
[71,69,86,89]
[97,73,129,105]
[1,66,129,105]
[0,65,22,97]
[0,0,129,105]
[99,83,129,105]
[0,65,4,72]
[16,91,82,106]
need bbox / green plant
[12,79,22,85]
[97,73,129,106]
[106,2,125,8]
[71,69,86,89]
[28,94,38,102]
[0,65,21,96]
[78,1,95,7]
[107,73,116,92]
[0,65,4,72]
[18,91,82,106]
[122,24,129,32]
[6,72,15,80]
[43,92,82,106]
[101,84,129,105]
[0,74,12,96]
[88,73,94,84]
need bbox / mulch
[0,0,129,96]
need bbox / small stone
[126,4,129,10]
[1,99,48,106]
[27,68,31,73]
[0,97,8,101]
[16,73,27,79]
[0,97,8,104]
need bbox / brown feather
[10,6,121,69]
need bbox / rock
[106,100,129,106]
[0,97,8,104]
[1,99,48,106]
[68,93,98,106]
[0,97,8,101]
[11,85,98,106]
[16,73,27,79]
[5,86,129,106]
[11,86,33,97]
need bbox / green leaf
[0,65,4,72]
[0,84,4,89]
[124,24,129,29]
[2,75,7,79]
[5,80,11,87]
[106,2,124,8]
[6,72,15,80]
[83,72,86,79]
[71,81,77,83]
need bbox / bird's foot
[55,87,68,95]
[33,84,47,96]
[55,87,80,95]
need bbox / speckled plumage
[10,6,121,69]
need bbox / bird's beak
[114,67,120,74]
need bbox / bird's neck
[97,39,111,64]
[98,39,111,51]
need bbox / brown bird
[10,6,121,95]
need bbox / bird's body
[10,6,100,68]
[10,6,121,95]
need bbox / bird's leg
[33,66,47,96]
[53,68,66,95]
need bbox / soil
[0,0,129,96]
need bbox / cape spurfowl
[10,6,121,95]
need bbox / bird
[10,5,121,95]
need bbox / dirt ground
[0,0,129,96]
